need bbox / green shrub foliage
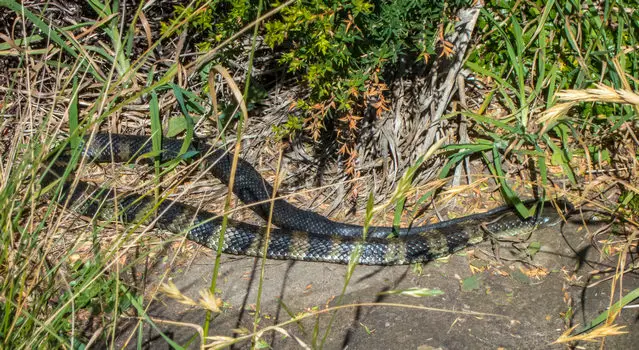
[168,0,470,145]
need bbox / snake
[41,133,572,265]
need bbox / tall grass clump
[462,1,639,344]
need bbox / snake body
[43,133,571,265]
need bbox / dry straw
[553,324,627,344]
[159,281,222,313]
[538,83,639,124]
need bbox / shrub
[168,0,470,169]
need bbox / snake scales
[42,133,571,265]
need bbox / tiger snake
[42,133,572,265]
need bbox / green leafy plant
[263,0,469,163]
[166,0,469,173]
[440,0,639,215]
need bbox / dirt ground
[115,218,639,349]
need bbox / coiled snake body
[42,134,571,265]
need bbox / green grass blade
[578,287,639,334]
[169,84,195,155]
[488,147,529,217]
[69,77,80,150]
